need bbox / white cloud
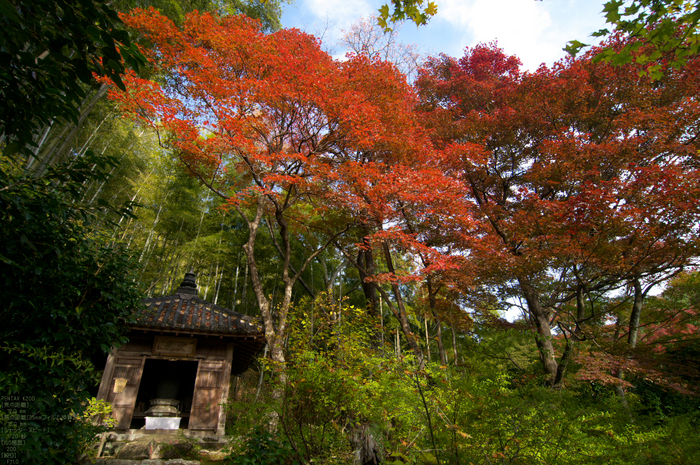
[281,0,608,71]
[437,0,553,70]
[434,0,606,71]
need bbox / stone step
[94,460,200,465]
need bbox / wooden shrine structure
[96,272,266,436]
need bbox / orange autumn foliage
[108,8,465,365]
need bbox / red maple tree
[416,40,700,386]
[110,8,458,367]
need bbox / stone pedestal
[144,417,182,430]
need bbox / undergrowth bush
[224,295,700,464]
[224,426,298,465]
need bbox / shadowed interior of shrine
[130,359,198,430]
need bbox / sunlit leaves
[377,0,437,31]
[567,0,700,78]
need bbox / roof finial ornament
[176,270,198,296]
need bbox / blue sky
[281,0,610,71]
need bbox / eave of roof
[133,293,265,337]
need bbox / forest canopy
[2,0,700,463]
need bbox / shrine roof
[132,272,265,338]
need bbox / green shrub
[224,426,298,465]
[0,153,141,463]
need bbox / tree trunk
[553,285,588,387]
[241,197,281,361]
[434,316,447,366]
[240,193,348,389]
[451,323,459,367]
[350,423,381,465]
[424,316,431,362]
[518,277,558,385]
[337,238,424,364]
[614,278,648,407]
[628,278,644,349]
[427,277,447,365]
[381,241,424,365]
[357,233,379,317]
